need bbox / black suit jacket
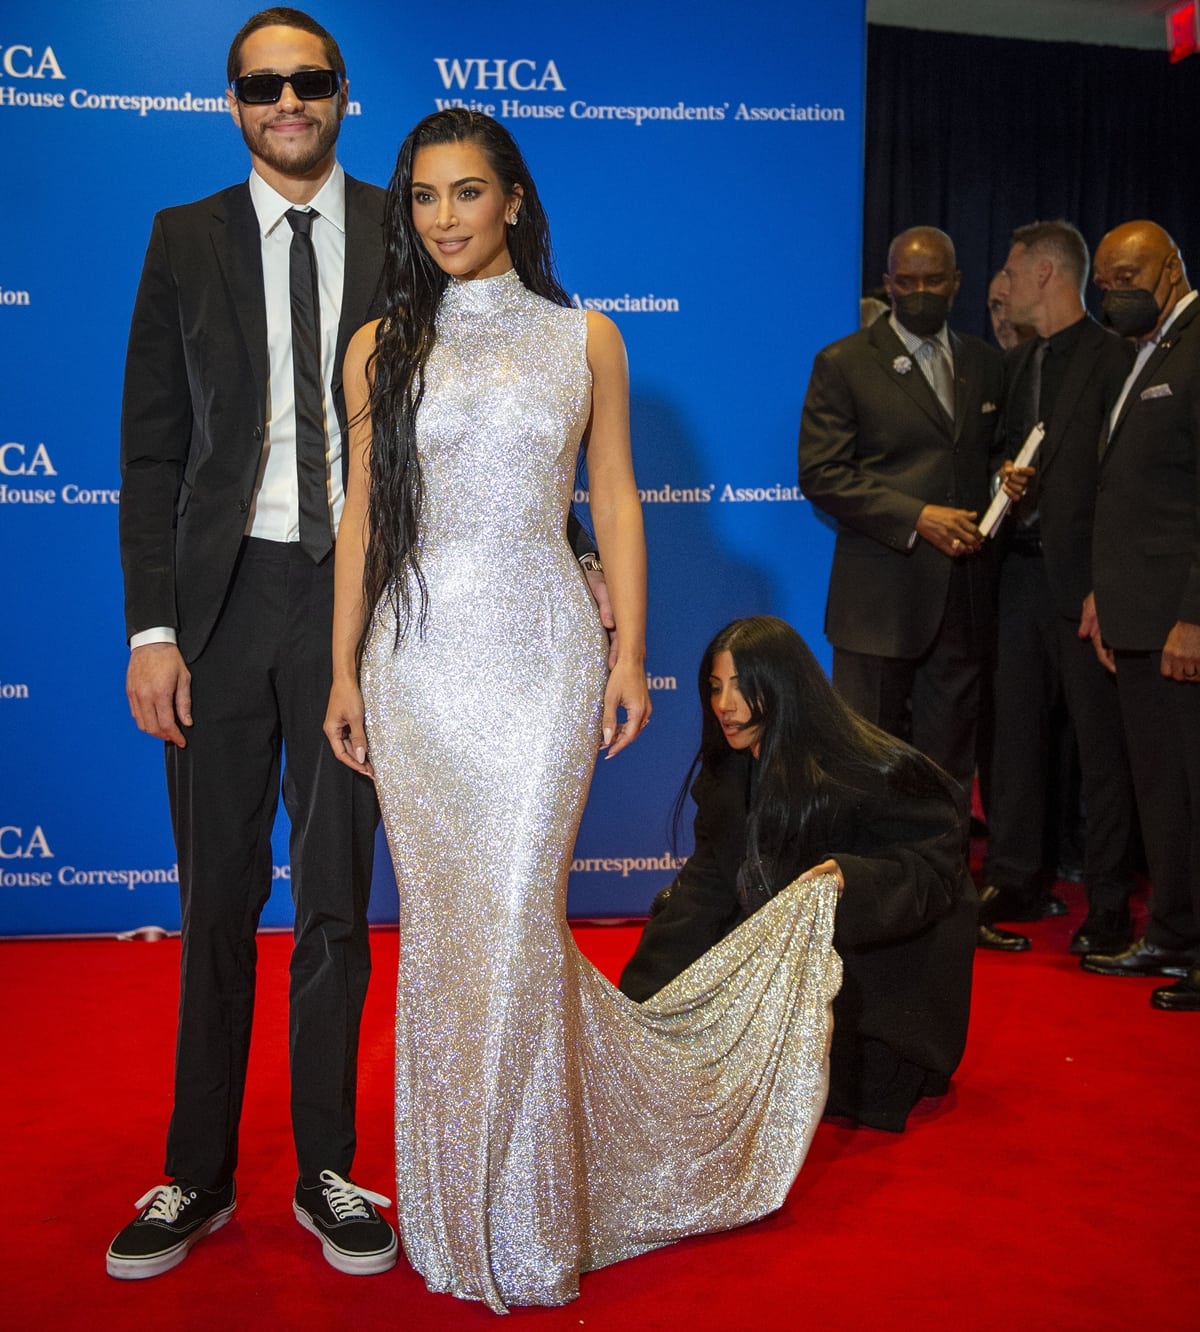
[620,749,976,1088]
[119,174,387,661]
[1094,297,1200,650]
[799,317,1004,658]
[998,316,1133,618]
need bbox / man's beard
[242,111,341,176]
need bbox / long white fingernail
[602,726,613,747]
[355,747,366,764]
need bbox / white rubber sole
[105,1202,236,1280]
[293,1202,398,1275]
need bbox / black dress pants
[1114,651,1200,950]
[832,565,980,835]
[164,539,378,1189]
[985,549,1135,911]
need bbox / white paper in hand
[980,423,1045,539]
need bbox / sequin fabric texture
[361,268,842,1313]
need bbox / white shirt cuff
[130,627,178,650]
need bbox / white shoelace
[133,1184,189,1221]
[317,1170,392,1220]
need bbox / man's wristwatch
[578,553,603,575]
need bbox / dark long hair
[681,616,957,884]
[363,109,569,651]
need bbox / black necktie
[286,208,333,563]
[1018,339,1050,527]
[1028,338,1050,434]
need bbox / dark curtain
[864,25,1200,338]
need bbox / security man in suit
[109,8,397,1278]
[1082,219,1200,1012]
[982,220,1137,954]
[799,226,1026,949]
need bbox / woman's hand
[324,677,375,778]
[602,659,651,758]
[798,858,844,895]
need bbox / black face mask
[1102,287,1161,339]
[1101,252,1173,339]
[893,290,951,338]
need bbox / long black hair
[681,616,958,884]
[363,109,569,651]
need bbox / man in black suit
[982,221,1137,954]
[799,226,1024,950]
[1082,220,1200,1011]
[108,9,397,1278]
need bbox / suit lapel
[1105,298,1200,454]
[869,318,951,434]
[210,184,268,411]
[997,337,1035,458]
[336,176,384,387]
[1038,319,1098,478]
[949,329,975,444]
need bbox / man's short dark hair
[1012,220,1089,296]
[227,8,345,84]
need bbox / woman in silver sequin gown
[324,111,841,1314]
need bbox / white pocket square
[1141,383,1172,400]
[981,401,998,413]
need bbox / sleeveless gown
[361,268,842,1313]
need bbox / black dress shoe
[1080,936,1196,978]
[1150,969,1200,1011]
[1069,906,1133,956]
[977,922,1032,952]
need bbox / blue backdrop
[0,0,865,934]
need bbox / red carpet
[3,882,1196,1330]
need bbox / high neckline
[441,267,525,314]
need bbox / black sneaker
[106,1179,236,1279]
[293,1170,397,1275]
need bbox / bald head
[884,226,961,335]
[1094,219,1191,341]
[887,226,956,276]
[1097,220,1179,267]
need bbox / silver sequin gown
[361,268,842,1313]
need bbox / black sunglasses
[231,68,342,105]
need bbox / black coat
[1094,296,1200,650]
[118,176,387,661]
[619,749,977,1130]
[798,316,1004,658]
[998,316,1133,618]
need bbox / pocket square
[981,401,998,414]
[1140,383,1172,400]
